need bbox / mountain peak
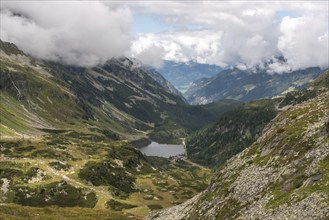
[0,40,25,56]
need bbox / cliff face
[146,90,329,220]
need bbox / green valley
[0,40,217,219]
[1,39,328,220]
[1,3,328,218]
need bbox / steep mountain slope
[185,69,329,167]
[0,42,89,138]
[185,67,323,104]
[45,57,185,126]
[142,64,185,101]
[157,60,223,93]
[146,73,329,220]
[186,99,280,167]
[186,70,329,168]
[0,40,217,142]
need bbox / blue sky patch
[133,14,172,34]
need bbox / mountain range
[185,66,323,104]
[157,60,223,93]
[0,40,232,144]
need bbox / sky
[0,1,328,73]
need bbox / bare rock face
[240,193,329,220]
[146,91,329,220]
[230,165,278,203]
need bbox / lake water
[139,141,185,158]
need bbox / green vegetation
[79,161,137,193]
[0,204,127,220]
[200,99,242,117]
[147,204,163,210]
[14,181,97,208]
[186,98,280,167]
[149,100,241,144]
[149,119,187,144]
[0,168,24,179]
[215,198,241,220]
[106,199,137,211]
[49,161,72,171]
[0,134,211,218]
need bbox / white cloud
[131,1,329,71]
[0,1,132,67]
[134,45,165,68]
[277,15,329,70]
[131,30,225,66]
[1,1,328,71]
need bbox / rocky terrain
[146,72,329,219]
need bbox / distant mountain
[185,67,324,104]
[157,60,223,93]
[141,64,185,101]
[279,69,329,107]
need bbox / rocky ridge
[185,67,323,104]
[0,40,218,143]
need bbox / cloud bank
[1,1,132,67]
[1,1,328,72]
[131,1,329,72]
